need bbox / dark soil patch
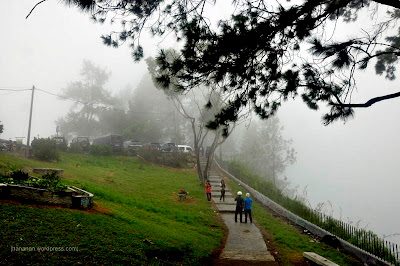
[0,199,111,215]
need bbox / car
[160,142,177,152]
[177,145,194,153]
[123,140,141,149]
[93,134,123,152]
[0,139,9,151]
[70,136,90,151]
[142,142,161,150]
[0,139,17,152]
[52,136,67,151]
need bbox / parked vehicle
[92,134,123,152]
[177,145,193,153]
[70,136,90,151]
[142,142,161,150]
[123,140,141,149]
[0,139,9,151]
[52,136,67,151]
[160,143,177,152]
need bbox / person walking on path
[234,191,244,223]
[220,180,226,202]
[244,193,253,223]
[205,181,212,201]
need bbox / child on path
[244,193,253,223]
[205,181,212,201]
[220,180,226,202]
[234,191,244,223]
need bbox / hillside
[0,152,223,265]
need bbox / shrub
[31,172,68,191]
[138,147,190,168]
[89,144,112,156]
[31,138,60,161]
[68,142,83,153]
[9,170,30,184]
[137,146,160,162]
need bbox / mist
[1,0,399,248]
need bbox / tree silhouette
[39,0,400,130]
[56,60,115,138]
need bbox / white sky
[0,0,399,244]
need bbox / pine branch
[334,91,400,108]
[26,0,48,19]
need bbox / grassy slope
[226,179,362,265]
[0,152,223,265]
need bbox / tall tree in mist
[48,0,400,129]
[56,60,114,138]
[147,55,247,183]
[240,117,296,185]
[0,122,3,135]
[123,73,188,143]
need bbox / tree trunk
[203,130,220,181]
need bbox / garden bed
[0,183,93,209]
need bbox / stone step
[212,192,233,197]
[220,249,276,262]
[215,204,236,213]
[215,200,236,205]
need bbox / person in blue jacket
[244,193,253,223]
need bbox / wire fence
[216,157,399,265]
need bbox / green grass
[0,152,223,265]
[227,180,361,265]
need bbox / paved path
[202,161,276,264]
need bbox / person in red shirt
[205,181,212,201]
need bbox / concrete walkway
[202,161,276,264]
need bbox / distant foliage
[68,142,83,153]
[31,138,60,162]
[89,144,112,156]
[138,147,191,168]
[56,141,68,152]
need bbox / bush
[31,138,59,161]
[68,142,83,153]
[137,146,160,162]
[89,144,112,156]
[9,170,30,184]
[31,172,68,191]
[138,147,191,168]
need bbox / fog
[1,0,399,246]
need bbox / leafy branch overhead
[39,0,400,128]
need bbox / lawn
[0,152,223,265]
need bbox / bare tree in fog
[147,54,248,183]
